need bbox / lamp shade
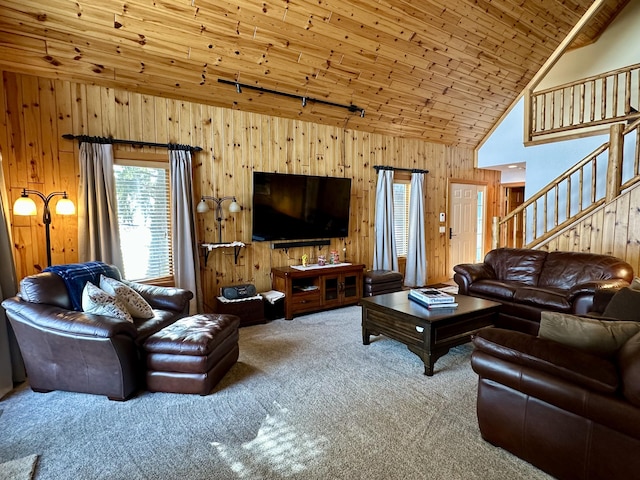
[196,199,210,213]
[13,196,37,216]
[229,200,241,213]
[55,197,76,215]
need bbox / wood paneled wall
[540,181,640,275]
[0,70,500,307]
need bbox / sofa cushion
[618,331,640,407]
[513,286,571,311]
[45,261,122,311]
[603,287,640,321]
[81,282,133,323]
[484,248,548,285]
[540,311,640,357]
[539,252,634,289]
[18,272,72,309]
[469,280,519,301]
[99,275,154,319]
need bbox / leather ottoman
[363,270,404,296]
[143,313,240,395]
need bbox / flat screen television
[252,172,352,241]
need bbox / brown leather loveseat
[470,289,640,479]
[2,262,193,400]
[453,248,633,334]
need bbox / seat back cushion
[18,272,72,309]
[44,261,122,311]
[539,252,633,289]
[484,248,548,285]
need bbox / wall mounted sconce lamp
[219,79,365,118]
[196,195,241,244]
[13,188,76,266]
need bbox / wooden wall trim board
[1,69,500,301]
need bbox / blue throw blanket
[44,261,121,311]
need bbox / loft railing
[526,63,640,140]
[497,118,640,249]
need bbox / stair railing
[527,63,640,141]
[498,118,640,248]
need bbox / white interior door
[449,183,485,276]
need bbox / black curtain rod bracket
[373,165,429,174]
[62,134,203,152]
[218,79,365,118]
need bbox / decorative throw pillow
[99,275,154,319]
[631,277,640,290]
[82,282,133,323]
[602,287,640,321]
[539,311,640,356]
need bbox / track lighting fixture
[218,79,365,118]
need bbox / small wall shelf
[201,241,246,266]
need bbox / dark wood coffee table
[361,291,500,375]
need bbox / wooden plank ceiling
[0,0,629,147]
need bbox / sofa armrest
[2,297,138,339]
[124,282,193,313]
[472,328,619,394]
[567,279,630,302]
[453,263,495,294]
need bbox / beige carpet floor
[0,305,550,479]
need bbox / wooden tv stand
[271,263,365,320]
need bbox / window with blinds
[113,160,172,281]
[393,181,411,257]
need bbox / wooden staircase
[495,117,640,255]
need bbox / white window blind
[393,182,411,257]
[113,161,172,281]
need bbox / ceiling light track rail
[62,134,203,152]
[218,79,365,118]
[373,165,429,174]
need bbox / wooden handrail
[528,63,640,139]
[498,118,640,249]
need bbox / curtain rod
[62,134,203,152]
[373,165,429,174]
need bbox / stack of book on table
[408,288,458,309]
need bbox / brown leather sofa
[2,267,193,400]
[453,248,633,334]
[471,313,640,479]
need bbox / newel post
[606,123,624,203]
[491,217,500,249]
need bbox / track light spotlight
[302,97,307,107]
[235,83,242,94]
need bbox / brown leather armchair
[471,321,640,479]
[2,267,193,400]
